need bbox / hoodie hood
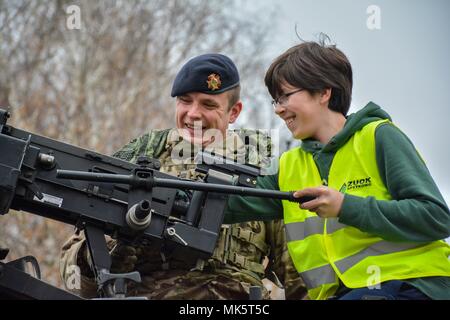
[302,101,392,154]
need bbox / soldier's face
[175,92,242,146]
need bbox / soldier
[60,53,306,299]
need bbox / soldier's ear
[228,101,242,124]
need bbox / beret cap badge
[207,73,221,91]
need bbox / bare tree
[0,0,276,288]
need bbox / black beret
[171,53,240,97]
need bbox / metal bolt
[38,153,55,168]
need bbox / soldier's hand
[109,241,139,273]
[81,239,140,275]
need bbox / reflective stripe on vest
[299,241,424,288]
[300,264,336,289]
[279,119,450,300]
[285,217,348,242]
[285,216,324,242]
[334,241,423,274]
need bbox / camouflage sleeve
[60,230,119,298]
[112,135,147,163]
[59,230,98,298]
[112,129,170,163]
[265,219,307,300]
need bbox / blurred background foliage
[0,0,282,288]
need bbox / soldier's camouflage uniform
[60,128,306,299]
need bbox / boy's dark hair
[264,35,353,116]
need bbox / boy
[225,40,450,300]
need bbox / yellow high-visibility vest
[279,119,450,300]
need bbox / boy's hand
[293,186,344,218]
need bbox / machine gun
[0,108,312,299]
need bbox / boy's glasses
[271,88,304,109]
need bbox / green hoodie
[224,102,450,299]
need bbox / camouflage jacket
[60,128,306,299]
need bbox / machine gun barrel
[57,170,314,203]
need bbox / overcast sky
[256,0,450,206]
